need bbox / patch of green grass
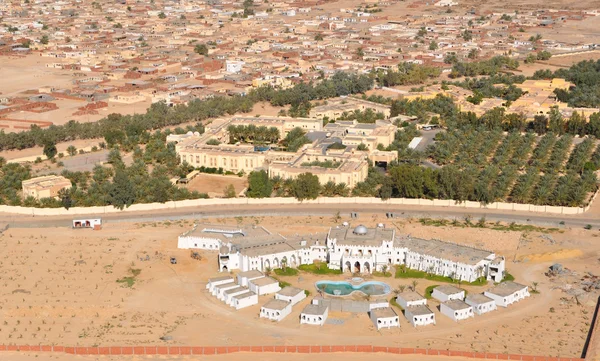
[390,297,404,311]
[503,273,515,282]
[395,268,487,286]
[116,268,142,288]
[304,290,311,296]
[418,217,562,233]
[372,271,392,278]
[274,268,299,276]
[298,263,342,275]
[424,285,438,299]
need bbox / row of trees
[373,63,441,87]
[0,72,374,152]
[226,124,280,144]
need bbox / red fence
[0,345,584,360]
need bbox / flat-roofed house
[465,294,497,315]
[396,291,427,309]
[369,307,399,330]
[431,285,465,302]
[484,281,530,308]
[404,305,436,327]
[300,303,328,326]
[223,286,248,305]
[231,291,258,310]
[249,276,281,296]
[207,275,234,291]
[260,299,292,321]
[213,281,238,298]
[276,286,307,306]
[440,299,474,322]
[237,270,265,287]
[22,175,72,200]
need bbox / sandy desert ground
[0,213,597,358]
[183,174,249,198]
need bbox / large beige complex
[310,98,392,120]
[174,113,396,186]
[21,175,72,200]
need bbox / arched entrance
[264,259,271,270]
[222,265,228,272]
[273,258,280,269]
[363,262,371,274]
[345,261,352,273]
[290,255,297,267]
[354,261,361,273]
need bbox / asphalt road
[1,203,598,230]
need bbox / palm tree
[532,282,538,293]
[411,280,418,292]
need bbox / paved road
[1,203,598,229]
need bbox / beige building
[324,119,398,149]
[268,148,369,188]
[22,175,72,200]
[177,142,266,174]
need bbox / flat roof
[466,293,494,305]
[277,286,305,297]
[397,291,425,302]
[232,291,257,300]
[371,307,397,319]
[301,303,328,316]
[223,286,247,295]
[262,299,290,311]
[328,225,395,247]
[486,281,528,297]
[395,236,494,265]
[250,276,279,287]
[238,270,264,279]
[213,281,237,290]
[434,285,464,295]
[208,275,234,283]
[442,299,471,311]
[406,304,434,316]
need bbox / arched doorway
[345,261,352,273]
[354,261,361,273]
[264,259,271,270]
[363,262,371,274]
[290,255,297,267]
[298,256,302,265]
[273,258,280,269]
[222,265,228,272]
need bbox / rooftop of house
[486,281,528,297]
[301,303,328,316]
[21,175,72,190]
[466,293,495,305]
[395,235,494,266]
[406,304,434,316]
[208,275,234,283]
[397,291,425,302]
[328,225,395,247]
[262,299,291,311]
[232,291,257,300]
[213,282,237,290]
[186,224,271,240]
[277,286,305,297]
[237,270,265,279]
[249,276,279,287]
[371,307,397,319]
[434,285,464,296]
[442,299,472,311]
[223,286,247,295]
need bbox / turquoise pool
[315,280,391,296]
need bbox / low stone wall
[0,194,593,217]
[0,344,585,360]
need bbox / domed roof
[353,225,368,235]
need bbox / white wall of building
[249,281,281,296]
[276,291,307,306]
[213,282,238,297]
[233,293,259,310]
[484,287,530,308]
[260,303,292,322]
[300,309,328,326]
[432,288,465,303]
[370,311,399,330]
[396,296,426,309]
[404,309,435,327]
[440,303,474,322]
[466,298,497,315]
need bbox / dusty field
[0,215,597,358]
[183,174,248,197]
[0,57,73,97]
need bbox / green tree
[314,33,324,41]
[66,145,77,156]
[224,184,237,198]
[246,170,273,198]
[109,169,135,209]
[548,106,565,135]
[43,141,57,159]
[291,173,321,201]
[158,12,166,19]
[194,43,208,56]
[429,40,438,51]
[40,35,49,45]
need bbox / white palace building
[178,224,506,283]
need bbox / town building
[22,175,72,200]
[275,286,307,306]
[369,307,400,330]
[231,291,259,310]
[206,275,235,291]
[484,281,530,307]
[260,299,292,321]
[440,300,474,322]
[465,294,497,315]
[396,291,427,309]
[309,97,391,120]
[431,285,465,302]
[249,276,281,296]
[179,224,506,284]
[404,305,436,327]
[300,303,329,326]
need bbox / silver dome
[353,225,368,235]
